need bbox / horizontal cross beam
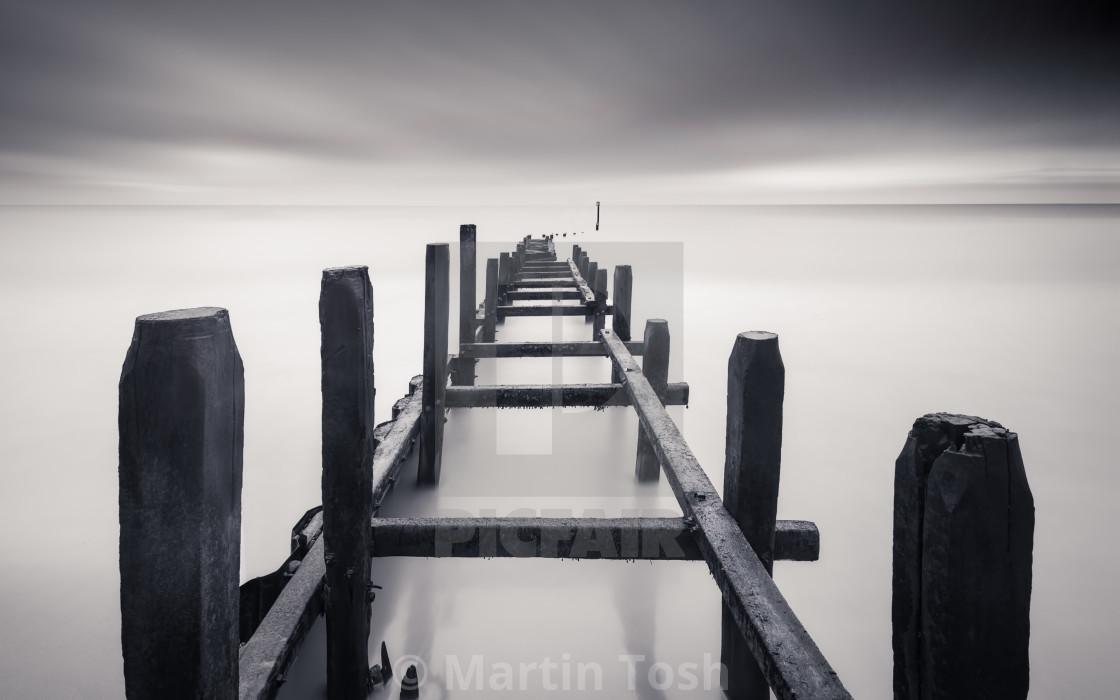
[506,290,582,301]
[459,341,644,358]
[508,280,578,289]
[599,328,851,700]
[369,517,819,561]
[497,304,610,317]
[445,382,689,408]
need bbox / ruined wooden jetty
[118,227,1034,700]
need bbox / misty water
[1,205,1118,698]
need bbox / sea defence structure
[118,227,1033,700]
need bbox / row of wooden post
[117,228,1033,700]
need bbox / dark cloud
[0,1,1117,203]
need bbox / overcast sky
[1,1,1117,204]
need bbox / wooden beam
[445,382,689,408]
[456,224,477,386]
[566,259,597,305]
[508,279,578,289]
[483,258,498,343]
[722,331,785,699]
[497,304,593,317]
[592,267,608,341]
[369,517,818,561]
[319,267,375,698]
[506,290,582,301]
[893,414,1033,700]
[459,341,644,358]
[599,328,851,700]
[419,244,449,485]
[119,308,243,700]
[635,320,669,481]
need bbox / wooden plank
[238,537,325,700]
[456,224,477,386]
[419,244,449,485]
[509,279,578,289]
[506,290,582,301]
[893,414,1033,700]
[369,517,818,561]
[319,267,375,698]
[119,307,243,700]
[497,304,593,317]
[445,381,689,408]
[459,341,644,358]
[635,320,669,481]
[566,259,597,305]
[721,331,785,699]
[600,328,851,700]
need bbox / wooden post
[611,266,633,382]
[579,252,590,280]
[720,331,784,699]
[893,414,1033,700]
[118,307,243,700]
[483,258,498,343]
[585,261,598,302]
[573,244,581,262]
[498,252,510,305]
[592,268,608,341]
[419,244,450,485]
[457,225,477,386]
[319,267,375,698]
[634,319,669,481]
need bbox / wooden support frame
[599,328,851,700]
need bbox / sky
[1,1,1118,205]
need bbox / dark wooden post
[118,307,243,700]
[634,319,669,481]
[611,265,633,383]
[457,225,477,386]
[572,244,581,262]
[419,244,450,485]
[893,413,1033,700]
[319,267,375,698]
[579,252,590,280]
[720,331,784,699]
[592,268,608,340]
[498,252,510,305]
[586,261,598,299]
[483,257,498,342]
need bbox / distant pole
[457,225,476,386]
[118,307,243,700]
[419,244,450,485]
[596,201,600,231]
[720,331,784,699]
[634,319,669,481]
[319,267,375,698]
[893,413,1033,700]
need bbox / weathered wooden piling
[579,252,590,279]
[419,244,449,485]
[610,266,633,382]
[634,319,669,481]
[893,413,1034,700]
[592,267,608,340]
[483,257,498,343]
[498,252,511,305]
[118,307,243,700]
[319,267,376,698]
[573,244,581,262]
[457,224,476,386]
[721,331,784,700]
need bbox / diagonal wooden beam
[599,328,851,700]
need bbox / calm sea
[0,205,1117,698]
